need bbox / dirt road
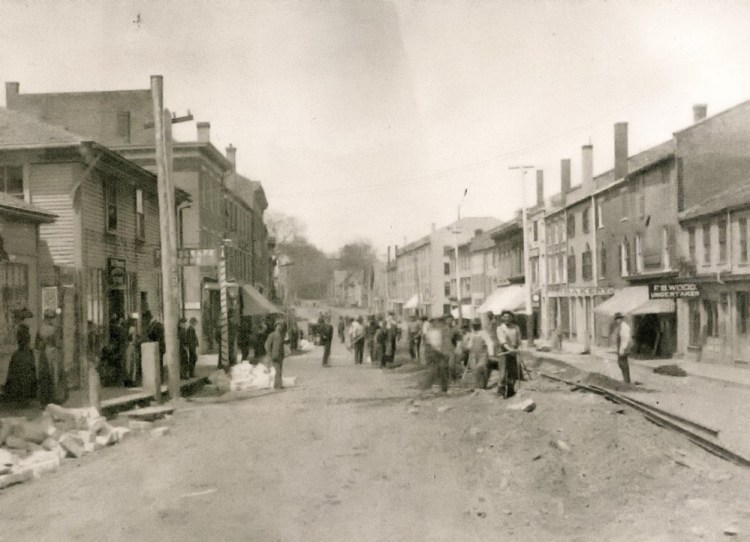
[1,338,748,541]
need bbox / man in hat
[496,310,522,398]
[265,320,286,389]
[468,317,496,390]
[319,315,334,367]
[187,317,199,378]
[407,314,422,361]
[349,316,365,364]
[613,312,632,383]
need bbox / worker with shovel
[496,310,522,398]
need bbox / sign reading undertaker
[649,282,699,299]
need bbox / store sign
[551,286,615,297]
[177,248,217,267]
[649,283,700,299]
[107,257,127,287]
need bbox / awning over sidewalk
[404,294,419,309]
[630,298,675,315]
[241,284,283,316]
[477,284,526,314]
[594,286,649,316]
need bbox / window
[116,111,131,143]
[677,157,685,212]
[582,245,592,281]
[718,218,727,263]
[105,181,117,232]
[738,292,750,335]
[688,298,701,345]
[531,257,539,285]
[444,262,450,275]
[704,299,719,338]
[533,220,538,242]
[635,234,643,273]
[662,226,671,270]
[620,237,630,277]
[600,242,607,277]
[567,213,576,238]
[620,187,629,218]
[596,198,604,229]
[688,226,696,262]
[0,263,29,346]
[0,165,24,198]
[637,177,646,219]
[567,249,576,283]
[135,189,145,240]
[582,207,590,234]
[741,218,749,264]
[702,222,711,265]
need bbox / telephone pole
[510,165,535,347]
[152,75,192,400]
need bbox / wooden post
[152,75,181,401]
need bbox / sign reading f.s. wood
[649,283,700,299]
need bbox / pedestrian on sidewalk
[424,316,453,393]
[124,317,138,387]
[36,309,67,406]
[178,318,189,380]
[320,315,334,367]
[374,318,386,367]
[496,310,521,398]
[365,316,377,363]
[383,313,398,367]
[337,317,346,343]
[613,312,632,384]
[4,307,36,402]
[265,321,286,389]
[187,317,199,378]
[237,316,252,361]
[408,314,422,361]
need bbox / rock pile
[0,404,131,490]
[207,362,297,394]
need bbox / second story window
[718,218,727,263]
[620,237,630,277]
[567,213,576,238]
[635,235,643,273]
[740,218,748,264]
[600,242,607,277]
[596,198,604,229]
[703,222,711,265]
[0,165,24,199]
[582,207,590,234]
[582,244,592,281]
[135,189,145,240]
[533,220,538,242]
[444,262,450,275]
[567,249,576,283]
[688,226,696,262]
[117,111,131,143]
[105,181,117,232]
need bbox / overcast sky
[3,0,750,255]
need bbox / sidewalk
[521,342,750,459]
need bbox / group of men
[319,313,401,368]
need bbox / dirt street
[1,338,749,541]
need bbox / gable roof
[0,107,86,148]
[0,192,56,223]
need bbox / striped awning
[630,298,675,315]
[594,286,650,316]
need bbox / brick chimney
[5,82,19,108]
[226,144,236,166]
[197,121,211,143]
[536,169,544,207]
[581,144,593,194]
[693,104,708,123]
[561,158,571,194]
[614,122,628,181]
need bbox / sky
[2,0,750,256]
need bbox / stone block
[85,417,107,434]
[0,469,32,489]
[96,433,117,447]
[506,398,536,412]
[58,434,85,459]
[77,430,96,444]
[4,436,29,450]
[112,427,132,442]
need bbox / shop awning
[241,284,283,316]
[630,298,675,315]
[404,294,419,309]
[593,286,649,316]
[451,304,474,319]
[477,284,526,314]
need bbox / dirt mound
[582,372,641,392]
[654,364,688,377]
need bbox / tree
[266,210,307,245]
[339,240,377,271]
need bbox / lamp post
[510,165,535,347]
[452,188,468,322]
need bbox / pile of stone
[0,404,130,490]
[228,362,275,392]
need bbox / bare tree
[266,209,307,245]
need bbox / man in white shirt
[349,317,365,364]
[496,310,522,398]
[614,312,632,383]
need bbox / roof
[235,174,268,211]
[397,216,502,256]
[0,192,56,223]
[470,228,497,252]
[679,181,750,221]
[490,216,522,239]
[0,107,86,147]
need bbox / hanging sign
[649,283,700,299]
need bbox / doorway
[108,288,125,321]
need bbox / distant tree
[339,239,377,271]
[266,210,307,245]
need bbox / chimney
[431,222,436,233]
[474,229,483,237]
[387,246,391,264]
[581,144,593,194]
[5,82,19,107]
[226,144,236,167]
[614,122,628,181]
[535,169,544,207]
[693,104,707,123]
[197,121,211,143]
[560,159,571,194]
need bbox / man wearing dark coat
[264,321,286,389]
[186,317,199,378]
[319,316,334,367]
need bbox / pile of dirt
[582,372,641,392]
[653,364,688,377]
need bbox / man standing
[496,310,522,398]
[407,315,422,361]
[349,316,365,364]
[337,317,346,343]
[187,317,199,378]
[383,313,399,367]
[469,318,496,390]
[320,315,334,367]
[178,318,189,379]
[613,312,632,383]
[265,321,286,389]
[424,316,454,393]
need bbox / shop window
[703,299,719,338]
[737,292,750,335]
[718,218,727,263]
[582,245,592,281]
[104,181,117,232]
[688,298,701,345]
[719,293,729,338]
[135,189,145,240]
[702,222,711,265]
[741,218,749,264]
[0,263,29,346]
[0,165,24,199]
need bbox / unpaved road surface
[1,339,749,541]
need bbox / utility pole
[453,189,468,322]
[151,75,192,400]
[510,165,535,347]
